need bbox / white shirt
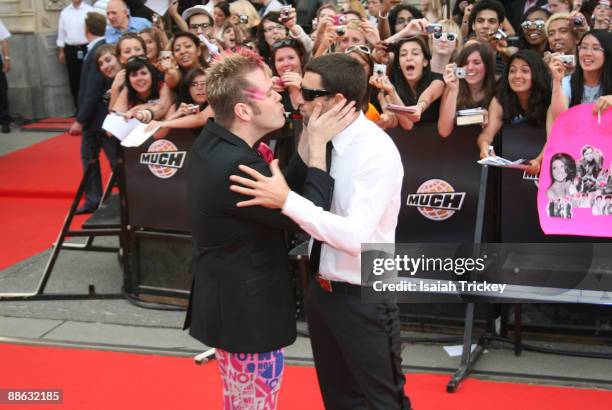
[282,113,404,285]
[87,36,104,53]
[93,0,109,14]
[57,1,95,47]
[0,19,11,42]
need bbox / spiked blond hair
[205,51,265,127]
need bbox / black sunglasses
[300,87,332,101]
[189,23,212,30]
[271,38,299,50]
[127,55,149,63]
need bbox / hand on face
[305,98,358,146]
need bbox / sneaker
[1,125,10,133]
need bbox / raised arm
[476,97,503,158]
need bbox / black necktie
[308,142,334,276]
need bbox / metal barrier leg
[194,348,216,364]
[514,303,523,356]
[447,303,485,392]
[0,157,123,301]
[447,164,490,392]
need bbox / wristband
[146,109,155,123]
[3,56,10,60]
[378,11,389,19]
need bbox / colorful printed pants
[215,348,285,410]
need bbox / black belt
[315,274,363,297]
[65,44,87,48]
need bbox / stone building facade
[2,0,89,119]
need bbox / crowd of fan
[80,0,610,175]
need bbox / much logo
[140,139,186,179]
[406,179,466,221]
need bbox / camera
[152,14,159,24]
[492,28,507,40]
[335,25,347,36]
[559,54,576,66]
[426,23,442,34]
[571,16,585,26]
[373,64,387,77]
[280,5,291,22]
[332,15,348,26]
[187,104,199,114]
[454,67,467,79]
[239,15,248,24]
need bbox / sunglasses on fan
[432,32,457,41]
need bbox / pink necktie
[257,142,274,164]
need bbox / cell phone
[373,64,387,77]
[187,104,199,114]
[239,15,248,24]
[152,14,159,24]
[454,67,467,79]
[426,23,442,34]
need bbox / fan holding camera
[279,5,314,54]
[428,19,462,74]
[467,0,517,75]
[312,13,351,56]
[438,42,497,137]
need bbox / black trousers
[80,129,120,208]
[0,57,9,127]
[64,44,87,111]
[305,280,411,410]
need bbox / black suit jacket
[185,120,333,353]
[76,38,108,131]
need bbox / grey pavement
[1,128,612,393]
[0,127,60,156]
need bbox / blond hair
[545,12,572,36]
[205,52,264,127]
[423,0,446,22]
[428,19,462,61]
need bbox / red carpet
[1,343,610,410]
[0,133,111,269]
[21,117,74,132]
[37,117,75,123]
